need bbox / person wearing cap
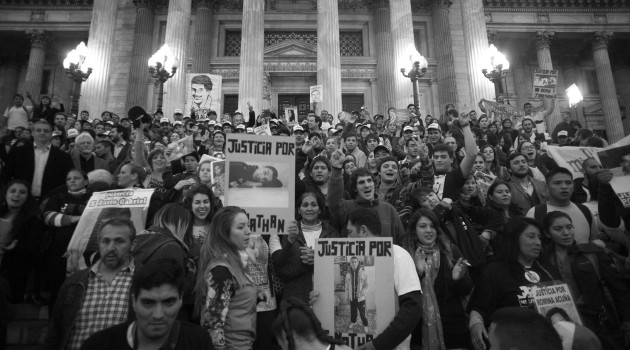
[500,117,519,142]
[222,121,233,134]
[173,120,184,136]
[51,131,63,149]
[233,112,245,127]
[173,109,183,121]
[103,120,114,131]
[81,119,93,131]
[235,124,246,133]
[551,110,576,143]
[556,130,570,146]
[293,124,306,147]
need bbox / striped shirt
[65,260,135,350]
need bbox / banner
[533,69,559,98]
[545,146,601,179]
[610,176,630,208]
[395,109,410,124]
[310,85,323,104]
[480,100,526,121]
[186,73,222,118]
[224,133,295,234]
[532,282,582,325]
[66,188,154,271]
[313,238,395,348]
[597,144,630,176]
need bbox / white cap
[558,130,569,137]
[234,110,242,114]
[208,120,217,125]
[293,125,304,132]
[236,124,246,130]
[174,109,183,114]
[160,117,170,124]
[403,125,414,132]
[173,121,183,126]
[427,122,440,130]
[246,127,254,133]
[105,121,114,125]
[67,128,79,138]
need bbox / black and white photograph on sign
[533,69,558,98]
[334,256,377,334]
[310,85,323,104]
[186,73,222,118]
[228,161,290,208]
[211,160,225,200]
[285,107,298,122]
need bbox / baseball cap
[66,128,79,138]
[99,130,110,136]
[222,121,233,126]
[174,109,183,114]
[236,124,246,130]
[403,125,414,132]
[246,127,254,133]
[234,110,242,114]
[160,117,170,124]
[208,120,217,126]
[427,122,440,130]
[105,121,114,126]
[374,145,390,155]
[173,121,183,126]
[293,125,304,132]
[52,131,63,138]
[558,130,568,137]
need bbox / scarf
[415,243,446,350]
[68,188,87,196]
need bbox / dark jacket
[295,176,330,221]
[271,221,339,304]
[508,176,549,215]
[1,143,73,198]
[44,263,138,350]
[71,152,111,173]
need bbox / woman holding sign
[540,211,630,349]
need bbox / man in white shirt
[1,93,33,131]
[523,100,555,134]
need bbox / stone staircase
[5,304,48,350]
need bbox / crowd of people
[0,90,629,350]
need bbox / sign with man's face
[186,73,222,118]
[310,85,323,103]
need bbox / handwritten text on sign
[317,240,392,257]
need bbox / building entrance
[278,94,310,122]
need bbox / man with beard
[95,140,115,171]
[46,218,139,350]
[526,167,598,245]
[296,156,332,220]
[520,118,537,143]
[327,148,405,239]
[110,125,131,171]
[79,259,212,350]
[572,157,602,204]
[507,153,549,215]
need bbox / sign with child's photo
[224,133,295,234]
[313,238,395,348]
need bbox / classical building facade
[0,0,629,141]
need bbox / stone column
[534,31,561,132]
[192,0,213,73]
[511,58,532,109]
[613,64,630,135]
[163,0,192,118]
[317,0,342,119]
[592,32,624,143]
[460,0,494,107]
[370,78,379,114]
[126,0,155,111]
[23,30,47,103]
[432,0,458,108]
[389,0,415,109]
[79,0,119,117]
[0,58,21,110]
[373,0,396,112]
[238,0,264,120]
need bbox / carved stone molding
[30,10,44,21]
[209,62,377,79]
[535,31,554,51]
[483,0,630,12]
[536,12,549,23]
[594,13,607,24]
[592,31,613,51]
[215,0,242,12]
[485,12,493,23]
[25,29,47,49]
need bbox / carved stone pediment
[264,39,317,57]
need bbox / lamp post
[482,44,510,104]
[400,47,428,116]
[63,42,92,116]
[148,44,178,112]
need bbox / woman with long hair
[540,211,630,349]
[34,95,64,125]
[484,180,522,256]
[184,183,219,247]
[270,192,339,303]
[272,297,351,350]
[0,180,46,303]
[42,169,90,306]
[400,209,472,350]
[143,148,169,196]
[195,206,258,350]
[479,145,510,181]
[468,216,559,350]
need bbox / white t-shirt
[392,244,422,350]
[526,202,597,244]
[3,105,32,130]
[531,111,547,134]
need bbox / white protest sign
[314,238,396,349]
[66,188,154,271]
[610,175,630,208]
[545,146,601,179]
[532,283,582,325]
[310,85,323,104]
[186,73,222,118]
[533,69,559,98]
[253,123,271,136]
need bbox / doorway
[278,94,310,122]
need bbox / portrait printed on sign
[211,160,225,201]
[225,134,296,234]
[335,256,377,334]
[186,73,222,119]
[285,106,298,123]
[310,85,323,104]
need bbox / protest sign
[225,133,295,234]
[610,176,630,208]
[254,123,271,136]
[310,85,323,104]
[166,135,194,161]
[597,144,630,176]
[66,188,154,271]
[473,170,496,199]
[533,69,559,98]
[245,234,277,312]
[545,146,601,179]
[313,238,395,348]
[480,100,526,121]
[186,73,222,118]
[395,109,410,123]
[532,282,582,325]
[284,106,298,123]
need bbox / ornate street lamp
[148,44,179,111]
[482,44,510,104]
[400,46,428,116]
[63,42,93,115]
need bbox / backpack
[533,202,593,228]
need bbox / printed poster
[314,238,395,348]
[310,85,323,104]
[254,123,271,136]
[479,100,526,122]
[610,176,630,208]
[245,234,277,312]
[186,73,223,119]
[533,69,559,98]
[532,282,582,325]
[66,189,155,271]
[545,146,601,179]
[225,133,296,234]
[211,160,225,202]
[284,106,298,123]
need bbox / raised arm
[458,112,477,178]
[541,98,555,118]
[327,149,349,229]
[478,99,487,113]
